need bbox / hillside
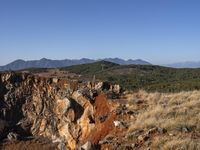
[1,72,200,150]
[61,61,200,92]
[0,58,95,71]
[0,58,150,71]
[62,60,119,75]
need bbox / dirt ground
[0,139,58,150]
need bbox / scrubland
[124,90,200,150]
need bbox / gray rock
[147,127,158,135]
[99,140,109,145]
[135,99,144,104]
[138,134,150,143]
[7,132,20,141]
[113,120,128,129]
[158,127,167,134]
[182,127,190,133]
[126,129,144,139]
[113,84,121,94]
[80,141,92,150]
[131,143,139,148]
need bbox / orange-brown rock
[0,72,123,150]
[0,73,97,149]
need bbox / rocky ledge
[0,72,122,150]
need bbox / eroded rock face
[0,72,102,149]
[0,72,125,150]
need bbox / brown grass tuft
[125,90,200,149]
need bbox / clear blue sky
[0,0,200,65]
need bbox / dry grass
[152,135,200,150]
[125,90,200,149]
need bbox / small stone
[95,82,103,90]
[113,121,128,129]
[52,78,58,83]
[182,127,190,133]
[7,132,19,141]
[138,135,144,142]
[147,127,158,135]
[131,143,139,148]
[135,99,143,104]
[158,127,167,134]
[169,133,174,136]
[80,141,92,150]
[138,134,149,143]
[113,84,121,94]
[99,140,109,145]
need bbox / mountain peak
[0,58,151,71]
[13,59,25,63]
[40,58,49,61]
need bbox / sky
[0,0,200,65]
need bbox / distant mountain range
[0,58,151,71]
[165,61,200,68]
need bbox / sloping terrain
[61,61,200,92]
[0,58,95,71]
[62,60,119,75]
[0,58,150,71]
[121,90,200,150]
[1,72,200,150]
[0,72,121,150]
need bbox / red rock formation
[0,72,120,150]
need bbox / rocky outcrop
[0,72,121,150]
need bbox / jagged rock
[131,143,139,148]
[80,141,92,150]
[126,129,144,139]
[95,82,103,91]
[182,127,190,133]
[147,127,158,135]
[0,73,97,149]
[113,120,128,129]
[99,140,109,145]
[54,97,71,115]
[113,120,121,127]
[112,84,121,94]
[138,134,150,143]
[53,78,58,83]
[158,127,167,134]
[95,82,111,92]
[0,72,124,150]
[7,132,20,141]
